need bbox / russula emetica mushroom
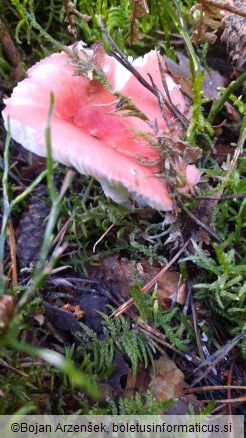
[2,42,201,211]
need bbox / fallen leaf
[89,256,186,306]
[63,303,85,320]
[45,304,82,333]
[33,312,45,326]
[124,362,149,398]
[191,1,224,45]
[165,52,228,100]
[149,355,187,401]
[156,270,187,307]
[0,295,14,333]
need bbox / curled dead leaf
[63,303,85,320]
[157,270,187,308]
[0,295,14,333]
[191,0,224,44]
[165,52,228,101]
[33,312,45,326]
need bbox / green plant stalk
[1,119,11,232]
[0,121,57,295]
[171,0,200,77]
[186,70,214,146]
[11,165,57,207]
[27,12,73,56]
[33,94,74,290]
[0,97,73,294]
[170,0,212,147]
[45,92,57,203]
[207,70,246,124]
[7,338,99,396]
[32,169,74,290]
[0,119,11,294]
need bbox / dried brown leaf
[165,53,228,100]
[0,295,14,333]
[191,0,224,44]
[63,303,85,320]
[90,256,186,306]
[149,355,188,401]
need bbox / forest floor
[0,0,246,419]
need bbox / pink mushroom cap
[2,43,201,211]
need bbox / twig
[191,128,246,243]
[63,0,91,22]
[203,0,246,19]
[190,333,246,387]
[137,319,195,361]
[51,217,71,247]
[224,127,246,182]
[227,360,234,421]
[201,396,246,403]
[137,326,165,355]
[107,275,197,362]
[93,224,115,253]
[195,194,246,201]
[190,292,206,361]
[0,357,28,378]
[179,199,223,243]
[184,385,246,394]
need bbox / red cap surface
[2,44,200,211]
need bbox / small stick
[93,224,115,253]
[179,198,223,243]
[190,292,206,361]
[0,357,28,378]
[51,217,71,247]
[195,194,246,201]
[227,360,234,435]
[190,333,246,387]
[184,385,246,394]
[201,396,246,403]
[203,0,246,19]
